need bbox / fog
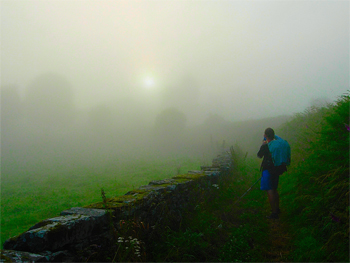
[1,1,349,176]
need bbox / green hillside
[143,92,349,262]
[277,92,349,261]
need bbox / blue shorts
[260,170,279,190]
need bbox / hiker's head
[264,128,275,141]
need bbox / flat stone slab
[188,170,220,176]
[149,179,177,185]
[138,184,177,192]
[1,250,47,262]
[3,213,108,253]
[207,171,220,176]
[200,166,221,171]
[188,170,204,174]
[60,207,108,217]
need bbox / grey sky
[1,0,349,123]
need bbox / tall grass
[279,92,349,261]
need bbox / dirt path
[264,215,292,262]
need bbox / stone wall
[1,151,233,262]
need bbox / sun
[144,76,155,88]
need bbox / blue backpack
[268,135,291,167]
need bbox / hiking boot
[266,213,279,219]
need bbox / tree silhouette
[86,104,115,136]
[23,72,75,130]
[154,107,187,139]
[159,75,200,110]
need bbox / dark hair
[264,128,275,140]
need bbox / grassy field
[1,156,202,248]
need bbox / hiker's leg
[271,189,279,214]
[267,190,275,212]
[269,173,280,213]
[275,190,280,212]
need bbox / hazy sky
[1,0,349,122]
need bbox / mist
[1,1,348,177]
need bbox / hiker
[257,128,291,219]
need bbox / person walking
[257,128,291,219]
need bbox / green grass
[1,156,201,248]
